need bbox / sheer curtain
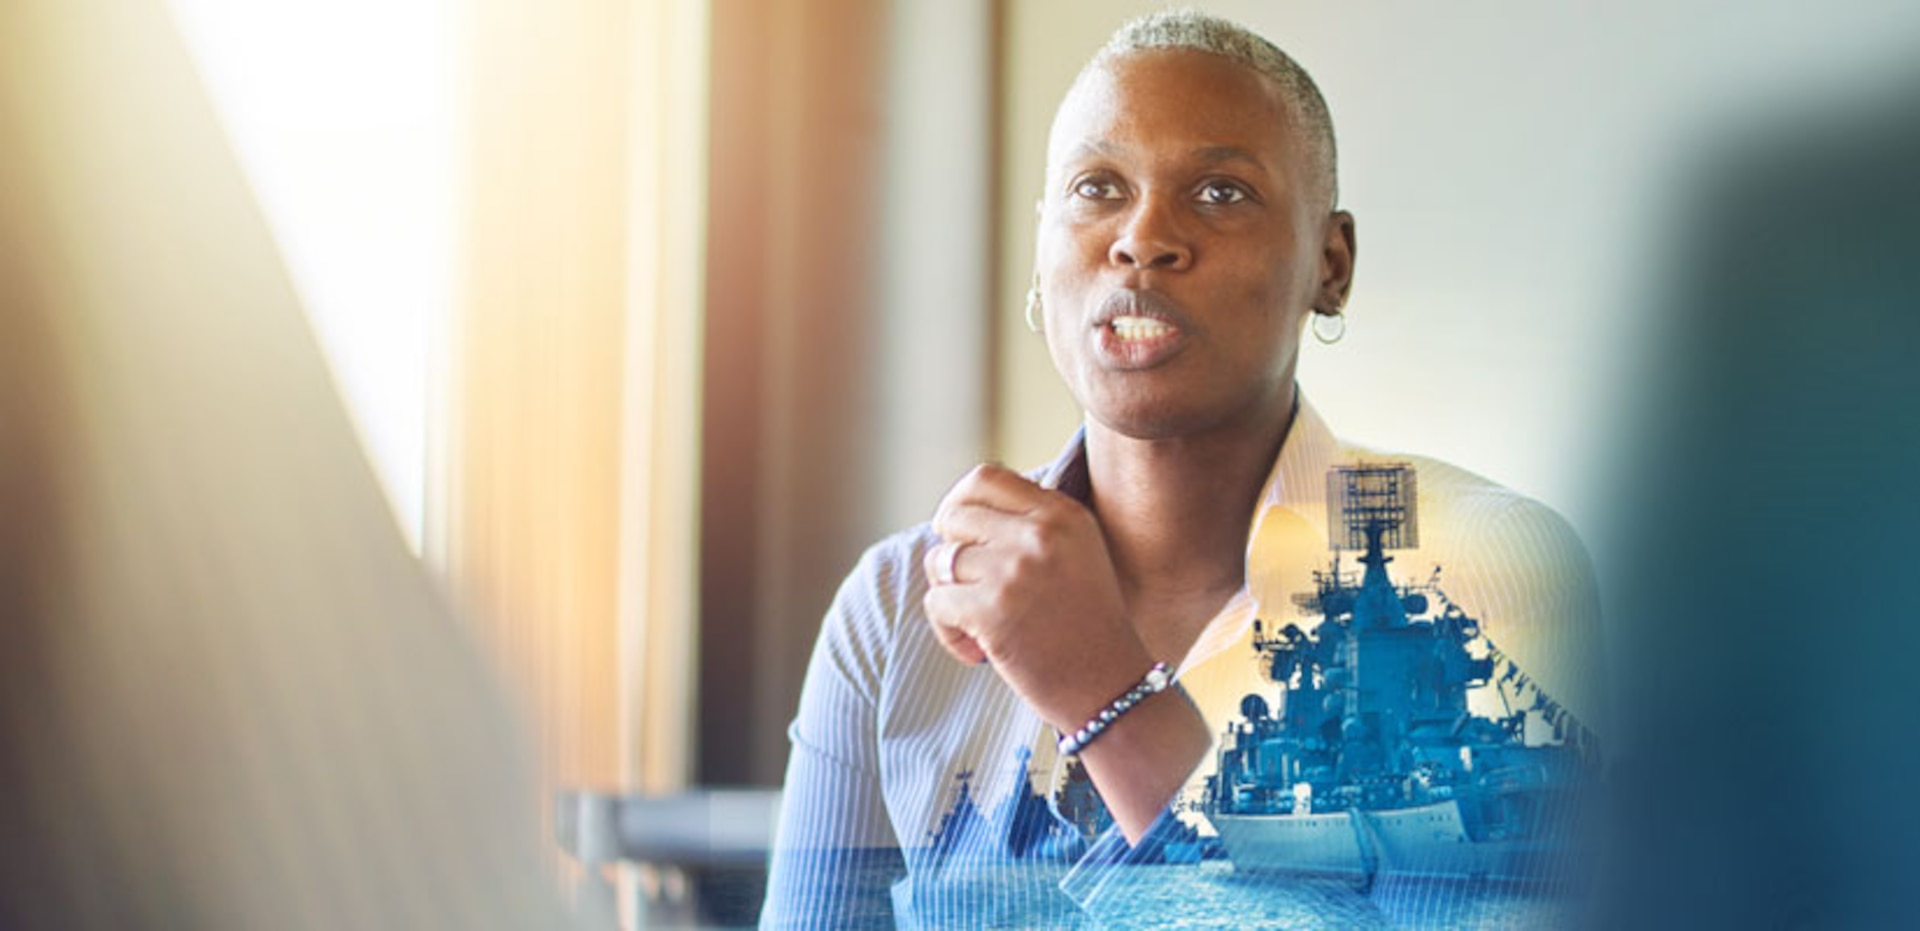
[154,0,711,909]
[426,0,709,883]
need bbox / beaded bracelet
[1056,661,1173,757]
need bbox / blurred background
[175,0,1918,784]
[11,0,1918,927]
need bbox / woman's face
[1036,49,1353,441]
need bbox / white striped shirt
[763,398,1602,928]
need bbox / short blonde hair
[1086,9,1339,209]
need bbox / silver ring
[931,540,966,586]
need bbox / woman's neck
[1083,390,1297,649]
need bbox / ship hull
[1210,800,1561,884]
[1211,810,1367,879]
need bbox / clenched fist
[921,463,1157,734]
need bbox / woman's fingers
[933,463,1054,532]
[931,622,988,665]
[921,538,974,587]
[922,584,988,664]
[930,502,1021,554]
[922,461,1123,686]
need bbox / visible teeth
[1110,315,1174,341]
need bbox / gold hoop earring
[1311,308,1346,345]
[1025,277,1043,334]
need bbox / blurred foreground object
[1598,64,1920,928]
[0,0,573,926]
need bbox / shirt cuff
[1057,807,1188,917]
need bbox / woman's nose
[1108,199,1192,270]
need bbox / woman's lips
[1090,289,1189,369]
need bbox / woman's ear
[1317,210,1357,310]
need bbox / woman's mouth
[1095,313,1185,368]
[1109,315,1177,342]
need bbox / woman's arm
[762,742,902,929]
[761,545,905,929]
[921,464,1212,842]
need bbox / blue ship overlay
[1200,464,1596,886]
[921,463,1596,889]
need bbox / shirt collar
[1034,392,1341,524]
[1032,393,1344,672]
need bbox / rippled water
[886,859,1579,930]
[1108,862,1564,929]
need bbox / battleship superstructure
[1202,463,1593,885]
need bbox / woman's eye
[1198,181,1248,205]
[1073,178,1122,200]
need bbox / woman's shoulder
[1333,444,1604,725]
[852,521,939,586]
[838,445,1069,625]
[824,523,940,639]
[1333,440,1587,555]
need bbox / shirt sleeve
[1443,483,1607,739]
[760,543,907,930]
[1056,805,1190,919]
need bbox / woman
[764,12,1600,928]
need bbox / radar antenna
[1327,462,1419,554]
